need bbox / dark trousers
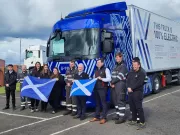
[66,86,77,112]
[49,98,59,111]
[128,91,145,123]
[94,88,108,119]
[111,83,126,119]
[5,88,15,107]
[31,99,39,109]
[41,101,48,111]
[76,96,86,117]
[21,97,31,107]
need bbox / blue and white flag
[70,79,97,96]
[21,76,57,102]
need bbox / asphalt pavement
[0,85,180,135]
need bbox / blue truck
[46,2,180,107]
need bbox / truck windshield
[49,28,99,58]
[26,51,33,59]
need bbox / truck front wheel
[152,74,161,94]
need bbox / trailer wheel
[152,75,161,94]
[176,70,180,85]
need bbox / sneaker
[2,106,9,110]
[63,110,72,115]
[52,111,56,114]
[35,108,39,112]
[128,121,137,126]
[30,109,35,113]
[137,123,146,130]
[20,107,25,111]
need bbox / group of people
[2,52,147,130]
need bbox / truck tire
[152,74,161,94]
[176,70,180,85]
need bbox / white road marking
[0,115,64,135]
[0,111,46,120]
[50,89,180,135]
[0,95,20,98]
[1,89,180,135]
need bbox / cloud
[0,37,46,64]
[0,0,180,64]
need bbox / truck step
[171,79,178,83]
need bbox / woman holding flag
[49,67,65,114]
[40,64,51,112]
[30,62,42,113]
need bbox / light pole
[16,37,21,65]
[20,38,21,65]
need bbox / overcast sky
[0,0,180,64]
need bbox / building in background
[0,59,5,87]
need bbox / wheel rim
[154,78,160,91]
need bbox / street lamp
[16,37,21,65]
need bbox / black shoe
[80,116,86,121]
[71,112,77,116]
[73,115,81,119]
[20,107,25,111]
[115,118,126,124]
[13,106,16,111]
[63,110,72,115]
[112,115,119,120]
[2,106,9,110]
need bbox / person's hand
[128,88,133,93]
[56,78,59,81]
[6,84,9,87]
[67,83,70,87]
[72,80,74,83]
[111,84,115,88]
[97,76,102,80]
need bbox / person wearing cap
[127,57,146,130]
[90,58,111,124]
[111,52,128,124]
[3,64,17,110]
[17,65,31,111]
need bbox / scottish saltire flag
[70,79,97,96]
[21,76,56,102]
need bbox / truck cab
[24,45,47,70]
[46,2,133,107]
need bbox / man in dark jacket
[127,57,146,130]
[90,58,111,124]
[3,64,17,110]
[64,60,78,116]
[73,63,89,120]
[17,65,31,111]
[111,52,128,124]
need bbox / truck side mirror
[102,39,113,53]
[46,39,50,57]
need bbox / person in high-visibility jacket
[111,52,128,124]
